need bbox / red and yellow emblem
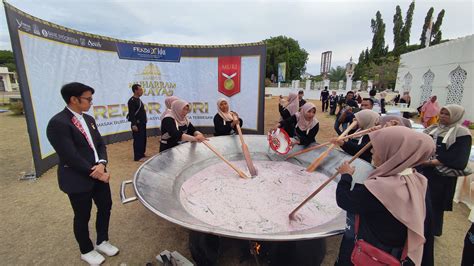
[218,56,241,97]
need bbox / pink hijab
[163,99,190,126]
[284,92,299,116]
[217,98,234,122]
[160,96,180,120]
[295,102,319,132]
[365,127,436,265]
[421,96,440,119]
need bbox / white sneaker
[95,241,119,256]
[80,250,105,265]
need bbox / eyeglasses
[78,96,93,102]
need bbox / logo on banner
[33,24,41,35]
[116,43,181,62]
[218,56,241,97]
[16,19,31,32]
[129,63,177,97]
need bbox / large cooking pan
[121,135,374,241]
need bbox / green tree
[400,1,415,49]
[0,50,16,72]
[328,66,346,82]
[431,9,445,45]
[420,7,434,48]
[370,11,386,59]
[393,5,404,55]
[264,36,308,81]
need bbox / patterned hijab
[160,96,180,120]
[216,98,234,122]
[423,104,471,149]
[284,92,299,116]
[295,102,319,132]
[365,127,436,265]
[163,99,190,126]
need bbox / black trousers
[329,105,337,115]
[132,123,147,161]
[67,181,112,254]
[322,99,329,112]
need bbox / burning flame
[253,242,261,255]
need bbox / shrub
[9,101,24,115]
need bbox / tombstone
[356,80,362,90]
[295,80,300,89]
[345,57,356,91]
[305,80,311,90]
[367,80,373,90]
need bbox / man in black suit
[47,82,119,265]
[127,84,147,161]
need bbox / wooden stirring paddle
[289,141,372,220]
[306,121,358,172]
[202,140,249,179]
[235,122,258,177]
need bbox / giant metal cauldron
[121,135,374,241]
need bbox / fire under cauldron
[121,135,374,265]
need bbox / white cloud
[1,0,472,75]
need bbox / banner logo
[218,56,241,97]
[129,63,176,96]
[116,43,181,62]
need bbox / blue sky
[1,0,472,75]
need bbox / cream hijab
[163,99,190,126]
[295,102,319,132]
[365,127,436,265]
[216,98,234,123]
[378,115,412,128]
[424,104,471,149]
[354,109,380,130]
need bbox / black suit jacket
[46,108,107,194]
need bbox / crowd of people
[46,82,472,265]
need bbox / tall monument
[321,51,332,90]
[345,57,356,91]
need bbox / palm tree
[328,66,346,82]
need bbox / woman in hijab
[160,96,180,120]
[335,126,436,266]
[213,98,243,136]
[378,115,412,128]
[278,92,299,137]
[333,109,380,163]
[274,102,319,146]
[159,100,206,152]
[419,104,472,237]
[420,96,440,128]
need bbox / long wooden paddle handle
[289,142,372,219]
[288,121,359,159]
[202,141,249,179]
[235,123,245,144]
[306,121,358,172]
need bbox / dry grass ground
[0,97,470,265]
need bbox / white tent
[395,35,474,121]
